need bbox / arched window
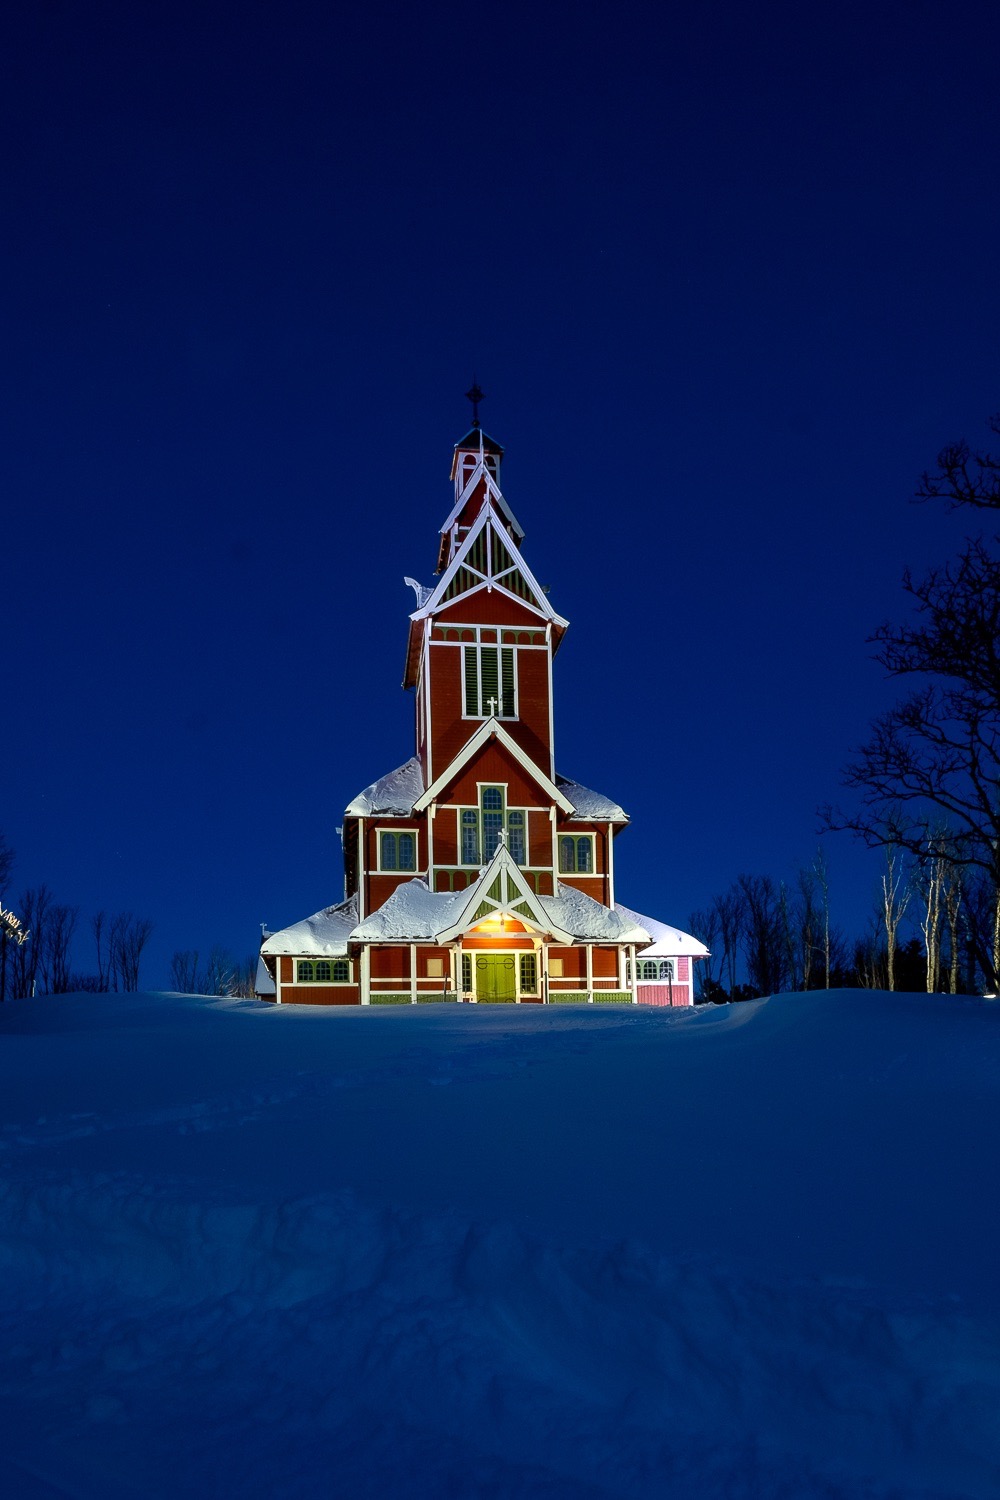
[332,960,350,983]
[659,960,675,982]
[297,960,315,982]
[316,961,332,981]
[508,811,525,865]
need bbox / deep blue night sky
[4,0,999,985]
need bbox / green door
[475,954,517,1003]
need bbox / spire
[465,380,484,429]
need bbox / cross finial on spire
[465,379,484,428]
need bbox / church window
[481,785,505,859]
[460,792,527,866]
[297,960,314,982]
[463,643,516,718]
[519,953,537,994]
[316,961,331,981]
[380,831,416,871]
[461,953,472,991]
[559,835,595,874]
[660,960,675,982]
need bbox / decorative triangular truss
[418,503,564,623]
[436,840,574,944]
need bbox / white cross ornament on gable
[486,695,498,716]
[498,828,508,848]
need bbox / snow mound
[0,988,998,1497]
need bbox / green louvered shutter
[481,647,499,716]
[501,647,515,717]
[463,646,479,716]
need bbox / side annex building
[257,412,707,1006]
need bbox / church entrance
[475,953,517,1003]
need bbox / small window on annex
[380,830,416,872]
[296,959,351,984]
[519,953,537,993]
[558,835,595,874]
[461,953,473,991]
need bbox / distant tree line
[169,948,258,998]
[695,410,1000,1002]
[0,834,153,998]
[688,843,983,1003]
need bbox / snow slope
[0,989,997,1498]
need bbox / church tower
[259,394,707,1006]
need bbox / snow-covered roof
[260,894,360,958]
[615,903,710,958]
[345,757,425,817]
[544,885,650,942]
[353,873,656,947]
[556,776,629,824]
[351,880,466,942]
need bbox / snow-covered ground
[0,989,997,1498]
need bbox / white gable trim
[415,505,567,627]
[440,456,524,540]
[436,844,575,944]
[413,719,575,815]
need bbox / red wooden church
[257,400,707,1006]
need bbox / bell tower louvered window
[463,642,516,718]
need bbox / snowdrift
[0,989,997,1497]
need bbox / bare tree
[202,947,234,995]
[688,906,722,999]
[943,864,964,994]
[825,414,1000,990]
[228,955,259,999]
[880,848,911,993]
[10,886,52,998]
[170,950,200,992]
[92,911,111,991]
[738,874,788,997]
[713,887,745,999]
[39,904,79,994]
[108,913,154,992]
[813,847,832,988]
